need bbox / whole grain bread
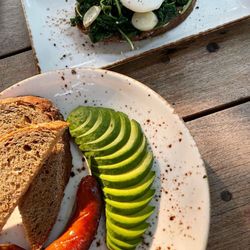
[0,121,68,231]
[77,0,196,42]
[0,96,72,250]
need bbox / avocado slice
[106,239,122,250]
[107,232,140,250]
[75,108,112,144]
[105,188,155,215]
[106,205,154,228]
[103,171,155,201]
[79,111,121,151]
[67,106,91,131]
[83,112,131,157]
[67,106,156,250]
[93,120,143,165]
[97,151,152,186]
[70,107,99,138]
[94,135,147,175]
[107,219,149,241]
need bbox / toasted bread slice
[0,96,61,135]
[0,96,72,249]
[0,121,68,230]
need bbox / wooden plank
[186,102,250,249]
[113,18,250,118]
[0,0,31,57]
[0,51,38,92]
[0,19,250,118]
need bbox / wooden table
[0,1,249,249]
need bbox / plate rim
[0,67,211,249]
[20,0,250,73]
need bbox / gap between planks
[0,47,32,60]
[183,97,250,122]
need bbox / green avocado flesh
[82,112,131,157]
[97,150,152,187]
[107,219,149,241]
[67,106,155,250]
[69,107,99,137]
[106,205,155,228]
[103,170,155,201]
[105,188,155,214]
[93,119,143,165]
[75,108,112,144]
[93,136,148,176]
[107,232,140,250]
[79,111,121,151]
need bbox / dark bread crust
[0,96,62,121]
[76,0,196,42]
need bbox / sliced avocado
[93,120,143,165]
[67,106,156,250]
[70,107,100,138]
[79,111,121,151]
[83,112,131,157]
[94,136,147,176]
[107,232,140,250]
[105,188,155,215]
[106,205,154,228]
[67,106,90,131]
[106,239,121,250]
[107,219,149,241]
[103,171,155,201]
[97,151,152,186]
[75,108,112,144]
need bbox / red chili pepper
[0,244,24,250]
[46,175,102,250]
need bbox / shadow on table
[204,161,249,250]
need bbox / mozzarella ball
[132,11,158,31]
[120,0,164,13]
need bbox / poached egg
[120,0,164,13]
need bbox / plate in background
[21,0,250,72]
[0,68,210,249]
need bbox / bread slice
[76,0,196,42]
[0,121,68,230]
[0,96,61,137]
[0,96,72,250]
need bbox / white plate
[0,68,210,250]
[21,0,250,72]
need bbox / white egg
[120,0,164,13]
[132,11,158,31]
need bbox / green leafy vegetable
[154,1,178,26]
[71,0,191,47]
[177,0,189,5]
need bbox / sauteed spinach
[70,0,191,46]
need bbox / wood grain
[113,18,250,118]
[0,19,249,118]
[187,102,250,249]
[0,0,31,58]
[0,51,38,92]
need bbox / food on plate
[0,98,155,250]
[46,175,102,250]
[67,106,155,250]
[70,0,195,48]
[0,244,24,250]
[0,121,68,230]
[0,96,72,249]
